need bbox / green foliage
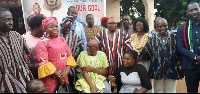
[120,0,200,29]
[120,0,145,26]
[155,0,188,29]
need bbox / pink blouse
[36,36,72,73]
[35,36,74,93]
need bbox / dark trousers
[68,74,75,92]
[184,67,200,93]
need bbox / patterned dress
[75,51,109,93]
[84,25,103,42]
[95,29,132,74]
[139,32,183,80]
[0,31,33,93]
[130,33,152,72]
[35,36,76,93]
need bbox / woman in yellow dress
[130,18,152,71]
[130,18,153,93]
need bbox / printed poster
[21,0,105,32]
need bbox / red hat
[42,17,58,31]
[100,17,109,22]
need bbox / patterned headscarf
[42,17,58,31]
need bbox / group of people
[0,1,200,93]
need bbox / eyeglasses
[136,25,143,27]
[107,22,117,25]
[87,45,98,48]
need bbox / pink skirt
[41,76,69,93]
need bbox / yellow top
[66,56,76,68]
[130,33,152,53]
[38,62,56,79]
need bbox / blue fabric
[103,80,112,93]
[148,29,156,34]
[71,21,87,50]
[177,23,200,69]
[139,32,182,80]
[76,18,82,22]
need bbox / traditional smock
[139,32,183,80]
[75,51,109,93]
[84,25,103,42]
[95,29,132,74]
[0,31,33,93]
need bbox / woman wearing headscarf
[35,17,76,93]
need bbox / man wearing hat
[100,17,109,30]
[95,18,132,91]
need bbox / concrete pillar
[142,0,155,31]
[106,0,121,22]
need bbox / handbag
[54,82,73,93]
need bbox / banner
[21,0,105,32]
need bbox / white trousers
[154,79,177,93]
[146,79,154,93]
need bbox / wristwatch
[194,56,197,61]
[194,55,198,65]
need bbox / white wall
[106,0,121,22]
[142,0,155,31]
